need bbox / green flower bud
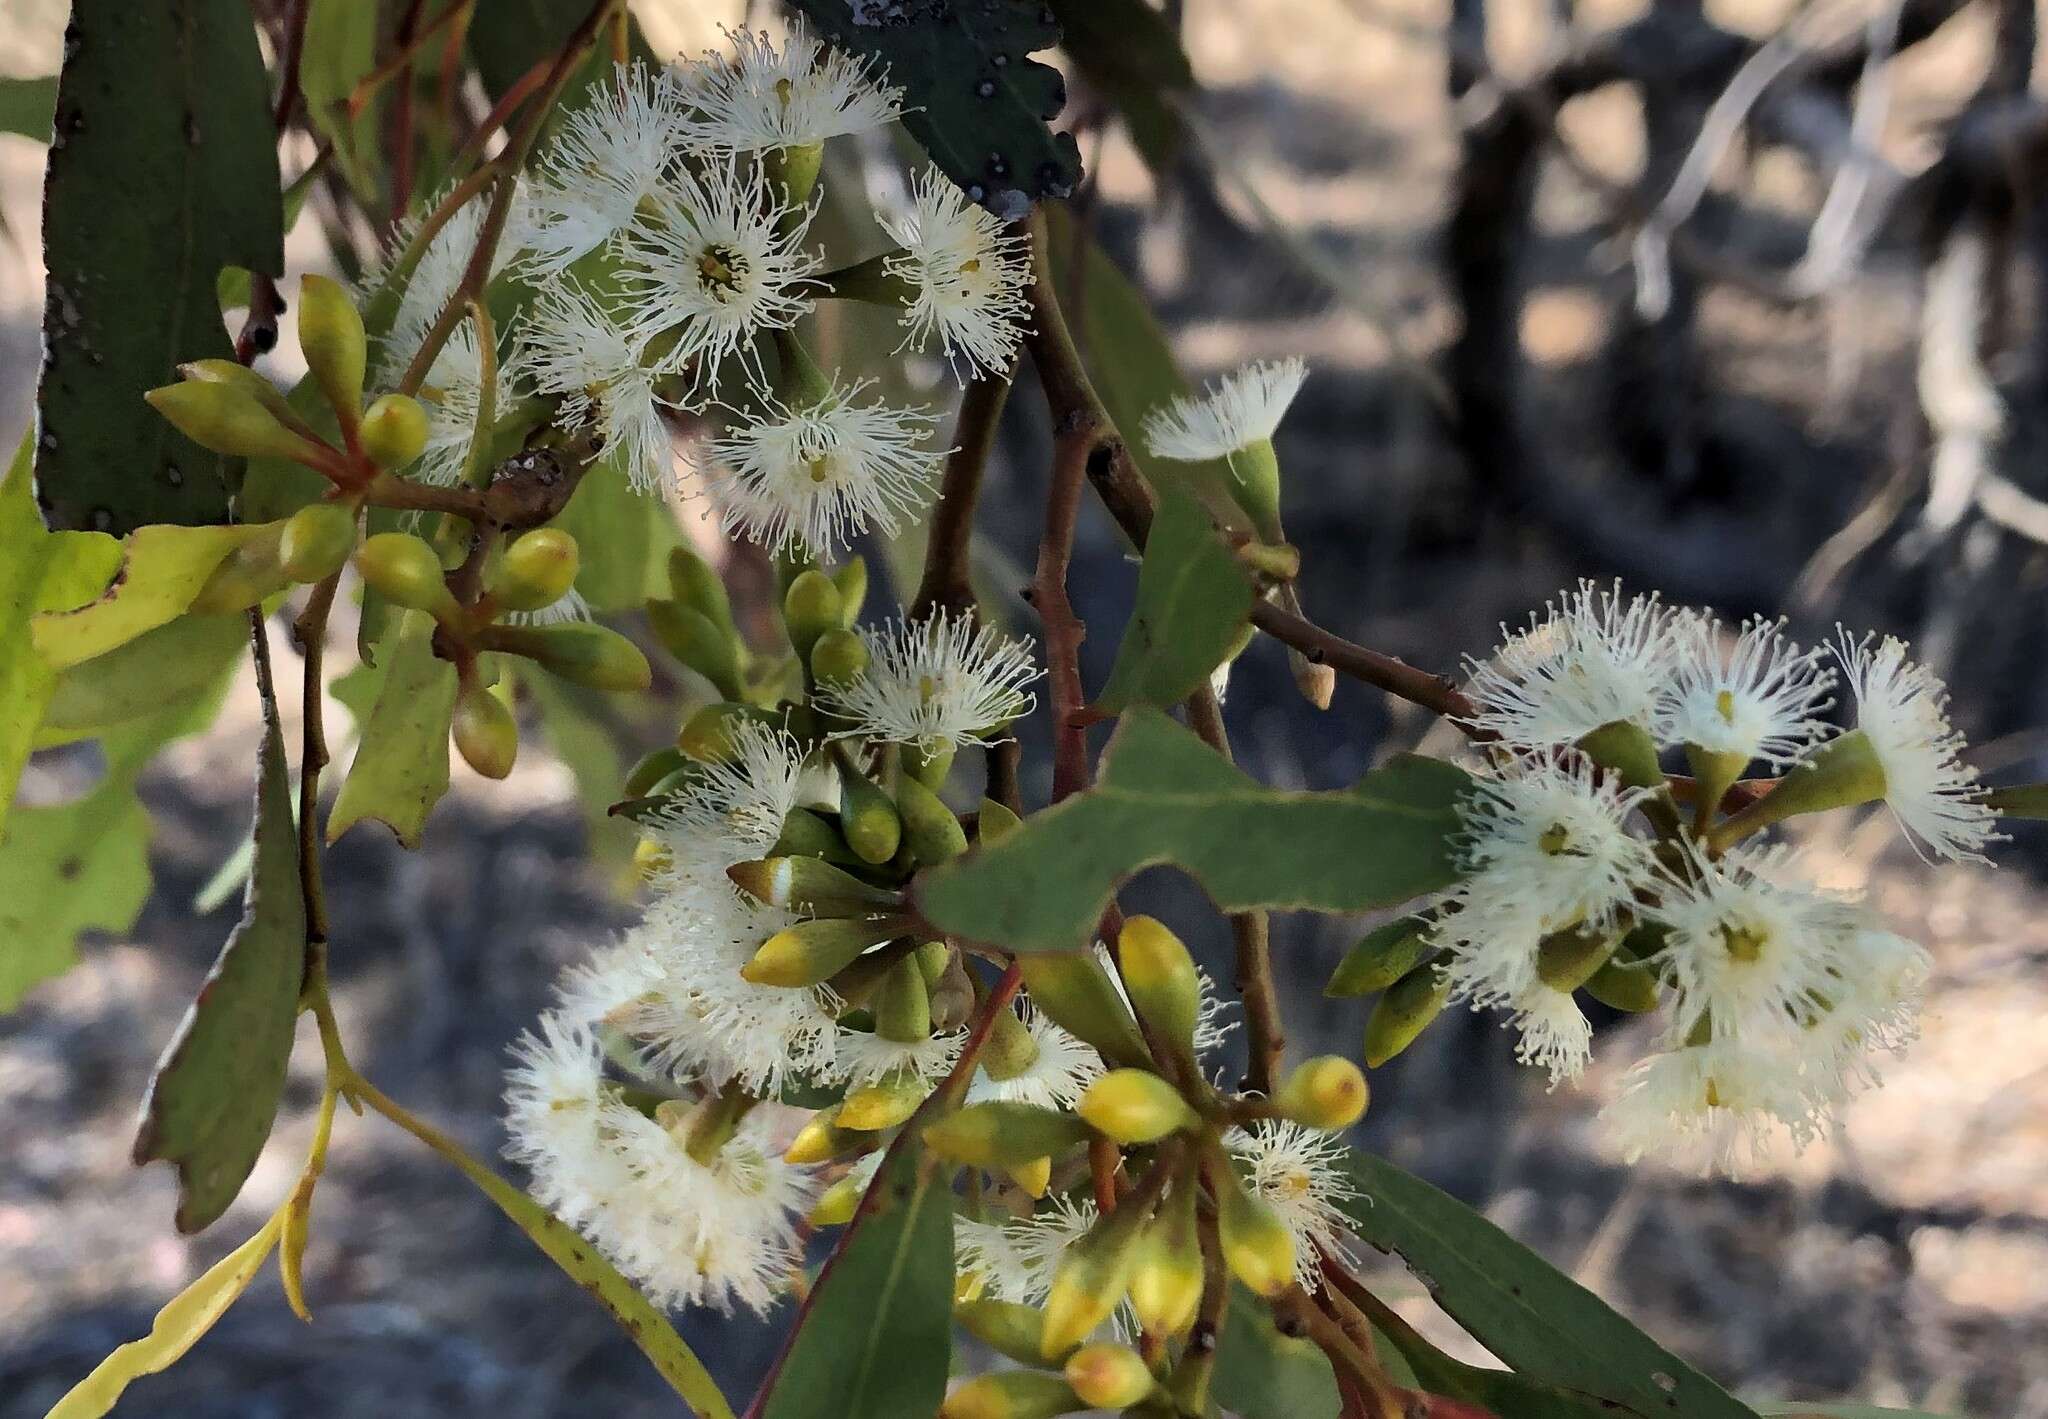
[188,525,291,615]
[979,1006,1040,1081]
[354,531,457,616]
[1324,915,1433,998]
[668,543,737,635]
[809,626,868,687]
[1064,1344,1156,1409]
[806,1172,866,1227]
[1584,957,1661,1014]
[902,737,956,787]
[177,358,323,437]
[1225,438,1285,545]
[840,768,903,865]
[977,796,1023,845]
[784,1105,878,1165]
[940,1372,1079,1419]
[1273,1055,1369,1130]
[831,555,868,624]
[648,596,743,698]
[677,702,769,764]
[452,681,519,780]
[1363,962,1448,1068]
[278,500,358,584]
[1006,1155,1053,1198]
[1017,953,1152,1070]
[783,569,842,662]
[726,856,901,914]
[742,916,904,988]
[913,940,951,989]
[838,1073,929,1131]
[1129,1183,1203,1338]
[1536,922,1624,993]
[491,622,652,692]
[1077,1069,1199,1145]
[896,772,968,866]
[146,381,331,465]
[1215,1160,1295,1297]
[1042,1205,1147,1357]
[623,746,690,798]
[297,273,366,430]
[491,527,580,612]
[773,805,861,864]
[1117,915,1201,1061]
[359,392,430,469]
[872,955,933,1044]
[956,1298,1056,1366]
[921,1101,1089,1170]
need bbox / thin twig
[911,360,1015,620]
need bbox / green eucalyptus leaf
[329,609,457,848]
[30,521,274,669]
[37,0,283,533]
[756,1143,954,1419]
[551,456,676,613]
[1046,0,1191,172]
[469,0,659,106]
[37,613,248,748]
[300,0,382,199]
[1095,488,1254,712]
[1043,206,1252,534]
[1212,1284,1343,1419]
[133,677,305,1233]
[917,708,1467,953]
[0,74,56,142]
[788,0,1082,216]
[1342,1152,1758,1419]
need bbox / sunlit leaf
[788,0,1081,217]
[31,521,274,670]
[46,1211,283,1419]
[329,609,457,848]
[134,682,306,1233]
[1094,488,1254,712]
[37,0,282,533]
[756,1144,954,1419]
[917,709,1467,953]
[36,613,249,748]
[1342,1153,1758,1419]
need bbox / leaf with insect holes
[37,0,281,533]
[1094,489,1255,713]
[917,708,1468,953]
[788,0,1082,217]
[133,679,305,1233]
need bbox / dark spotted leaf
[134,668,305,1232]
[787,0,1082,217]
[1047,0,1191,172]
[917,708,1467,952]
[36,0,283,533]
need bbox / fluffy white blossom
[513,63,687,275]
[373,188,513,378]
[516,280,676,490]
[645,718,810,886]
[821,611,1039,752]
[1464,581,1693,748]
[956,1195,1101,1307]
[412,323,511,487]
[1142,358,1309,462]
[1659,617,1834,769]
[673,20,903,154]
[503,586,592,628]
[967,1006,1103,1109]
[1802,926,1932,1099]
[705,378,944,558]
[1834,630,2000,862]
[1645,842,1856,1049]
[1227,1121,1358,1291]
[1503,981,1596,1086]
[880,166,1033,377]
[619,155,821,387]
[832,1026,964,1088]
[1601,1039,1825,1176]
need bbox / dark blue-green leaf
[36,0,283,533]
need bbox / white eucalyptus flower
[880,166,1033,377]
[674,20,903,154]
[1142,358,1309,463]
[821,611,1039,753]
[503,586,592,628]
[1503,981,1595,1086]
[372,188,514,379]
[503,1011,620,1228]
[1464,581,1694,748]
[516,280,677,491]
[705,378,944,558]
[1226,1121,1358,1291]
[412,322,511,487]
[645,718,810,886]
[956,1195,1102,1308]
[1660,617,1835,770]
[967,1006,1103,1109]
[619,155,821,388]
[1601,1038,1825,1176]
[1802,926,1932,1099]
[831,1027,964,1088]
[1834,630,2000,862]
[514,62,688,275]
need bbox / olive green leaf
[134,679,306,1233]
[755,1144,955,1419]
[1213,1284,1344,1419]
[37,613,249,748]
[37,0,282,533]
[917,708,1467,953]
[0,73,55,142]
[31,521,275,669]
[518,664,636,861]
[46,1211,284,1419]
[788,0,1082,216]
[300,0,382,199]
[1985,783,2048,819]
[329,609,457,848]
[1095,488,1255,712]
[1342,1152,1759,1419]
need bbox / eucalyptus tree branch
[911,359,1016,620]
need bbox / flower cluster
[1432,582,1998,1172]
[366,21,1034,552]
